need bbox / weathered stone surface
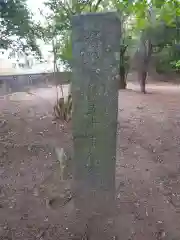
[72,12,121,212]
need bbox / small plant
[53,92,73,122]
[175,60,180,69]
[170,60,180,72]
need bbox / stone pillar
[71,12,121,239]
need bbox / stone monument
[71,12,121,239]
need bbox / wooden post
[71,12,121,239]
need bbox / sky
[26,0,52,58]
[27,0,46,22]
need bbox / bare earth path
[1,82,180,239]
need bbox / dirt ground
[1,82,180,239]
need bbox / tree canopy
[0,0,41,55]
[1,0,180,83]
[39,0,179,68]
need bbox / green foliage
[58,32,72,70]
[170,60,180,71]
[39,0,180,75]
[155,44,180,73]
[0,0,41,55]
[175,60,180,69]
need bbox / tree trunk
[119,45,128,89]
[119,76,126,89]
[119,65,127,89]
[137,36,152,94]
[139,70,147,94]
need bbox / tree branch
[94,0,103,12]
[58,0,74,16]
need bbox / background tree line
[0,0,180,93]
